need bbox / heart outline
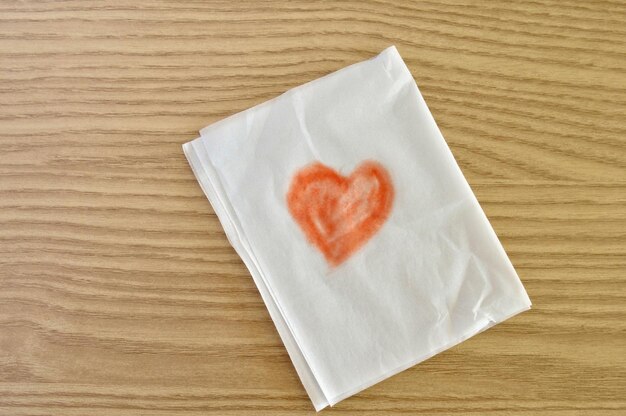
[287,160,394,266]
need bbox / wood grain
[1,1,625,414]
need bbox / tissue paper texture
[183,46,531,411]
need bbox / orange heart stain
[287,160,394,266]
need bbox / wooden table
[1,1,625,414]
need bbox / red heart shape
[287,161,394,266]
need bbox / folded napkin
[183,46,531,411]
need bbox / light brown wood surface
[1,1,625,414]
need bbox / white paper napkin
[183,46,531,411]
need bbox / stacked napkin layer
[183,46,531,411]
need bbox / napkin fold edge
[183,139,330,411]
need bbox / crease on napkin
[183,140,330,409]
